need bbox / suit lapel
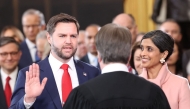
[0,74,8,109]
[74,59,88,85]
[22,41,33,63]
[39,58,62,109]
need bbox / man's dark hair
[95,23,132,64]
[46,13,80,35]
[0,37,20,50]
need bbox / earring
[160,58,165,64]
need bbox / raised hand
[25,63,48,103]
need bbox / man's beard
[52,43,77,60]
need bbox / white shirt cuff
[23,95,36,109]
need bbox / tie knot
[61,64,69,70]
[6,76,11,82]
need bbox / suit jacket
[0,75,8,109]
[63,71,170,109]
[0,67,20,109]
[182,49,190,78]
[80,54,100,69]
[140,63,190,109]
[19,40,33,69]
[10,57,101,109]
[152,0,190,23]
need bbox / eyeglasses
[23,24,41,29]
[0,51,19,58]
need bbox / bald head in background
[159,19,182,42]
[75,30,87,60]
[112,13,137,44]
[85,24,100,56]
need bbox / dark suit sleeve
[151,0,163,23]
[9,69,27,109]
[63,88,94,109]
[182,50,190,78]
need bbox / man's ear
[46,32,52,45]
[97,51,102,63]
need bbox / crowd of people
[0,7,189,109]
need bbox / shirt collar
[26,38,36,49]
[140,63,170,87]
[102,63,129,74]
[1,67,18,81]
[88,52,97,62]
[48,53,75,72]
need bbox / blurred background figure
[112,13,138,45]
[129,41,142,75]
[152,0,190,50]
[0,25,24,43]
[0,37,22,109]
[36,30,50,60]
[41,42,50,60]
[159,19,182,43]
[167,42,183,76]
[19,9,46,69]
[136,32,145,42]
[80,24,100,68]
[74,30,87,60]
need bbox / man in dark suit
[0,37,22,109]
[10,13,101,109]
[63,23,170,109]
[152,0,190,49]
[182,49,190,82]
[19,9,46,69]
[80,24,100,69]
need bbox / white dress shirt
[0,67,18,93]
[102,63,129,74]
[26,38,37,62]
[24,53,79,108]
[88,52,98,67]
[48,53,79,103]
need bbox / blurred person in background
[36,30,49,60]
[129,41,142,75]
[41,42,50,60]
[112,13,138,45]
[136,32,145,42]
[0,25,24,43]
[80,24,100,69]
[19,9,46,69]
[0,37,22,109]
[152,0,190,50]
[140,30,190,109]
[159,19,182,43]
[167,42,183,76]
[74,30,87,60]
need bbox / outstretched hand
[25,63,48,103]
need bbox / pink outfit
[140,63,190,109]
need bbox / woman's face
[3,29,21,43]
[140,38,164,69]
[133,48,143,74]
[167,43,178,65]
